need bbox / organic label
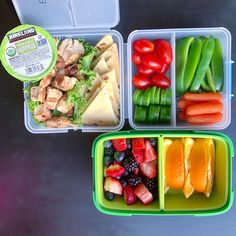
[0,24,57,82]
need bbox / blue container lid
[12,0,120,30]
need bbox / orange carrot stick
[183,92,223,102]
[178,100,195,111]
[186,113,223,124]
[186,101,223,116]
[179,111,187,121]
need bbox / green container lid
[92,131,234,216]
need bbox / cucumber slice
[160,89,166,105]
[159,106,171,123]
[142,88,152,106]
[148,105,160,123]
[132,89,141,105]
[134,105,148,123]
[165,88,172,105]
[154,87,160,104]
[150,86,156,104]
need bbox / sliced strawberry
[134,183,153,205]
[140,160,157,178]
[112,139,127,152]
[134,167,139,175]
[132,149,144,164]
[104,177,123,195]
[132,138,145,149]
[144,140,158,162]
[124,184,137,205]
[106,164,125,178]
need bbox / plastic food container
[12,0,233,133]
[127,28,233,130]
[92,131,234,216]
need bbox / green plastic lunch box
[92,131,234,216]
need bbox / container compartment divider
[171,32,176,127]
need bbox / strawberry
[134,183,153,205]
[106,164,125,178]
[124,184,137,205]
[132,138,145,149]
[104,177,123,195]
[132,149,144,163]
[112,139,127,152]
[144,140,158,162]
[140,160,157,178]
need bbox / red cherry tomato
[132,51,142,65]
[137,64,155,76]
[153,39,173,64]
[133,39,154,54]
[151,73,171,89]
[132,74,152,89]
[142,54,164,72]
[160,63,170,74]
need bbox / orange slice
[163,139,173,193]
[203,138,215,197]
[189,139,208,192]
[165,139,185,190]
[182,138,195,198]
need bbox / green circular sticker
[0,24,57,82]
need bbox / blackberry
[125,149,132,158]
[104,146,114,157]
[127,173,142,187]
[120,178,128,188]
[104,155,114,167]
[123,156,138,173]
[142,177,157,197]
[126,139,132,149]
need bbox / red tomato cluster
[132,39,173,90]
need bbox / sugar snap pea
[211,38,224,91]
[206,67,216,92]
[190,35,215,92]
[176,37,194,95]
[183,37,203,91]
[201,75,211,92]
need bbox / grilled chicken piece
[30,86,46,103]
[45,117,71,128]
[33,105,52,122]
[66,107,74,117]
[52,76,77,91]
[56,55,66,69]
[58,39,84,65]
[39,69,56,89]
[45,87,63,110]
[56,95,74,114]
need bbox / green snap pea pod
[190,35,215,92]
[176,37,194,95]
[206,67,216,92]
[201,75,211,92]
[183,37,203,91]
[211,38,224,91]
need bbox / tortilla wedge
[95,35,113,57]
[101,69,120,105]
[81,86,118,125]
[93,57,110,75]
[107,54,120,85]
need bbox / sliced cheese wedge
[95,35,113,57]
[107,54,120,85]
[93,57,110,75]
[81,86,118,126]
[101,69,120,105]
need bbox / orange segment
[204,138,215,197]
[163,139,173,193]
[182,138,194,198]
[189,139,208,192]
[165,139,184,190]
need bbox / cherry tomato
[133,39,154,54]
[160,63,170,74]
[142,54,164,72]
[153,39,173,64]
[151,73,171,89]
[132,51,142,65]
[137,64,155,76]
[132,74,152,89]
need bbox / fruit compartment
[161,134,229,212]
[93,133,163,215]
[127,28,232,130]
[24,29,125,134]
[175,28,232,130]
[127,30,176,129]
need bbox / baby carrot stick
[179,111,187,121]
[178,100,195,111]
[183,92,223,102]
[186,101,223,116]
[186,113,223,124]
